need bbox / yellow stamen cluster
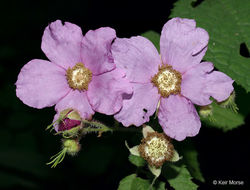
[138,132,174,167]
[151,65,182,98]
[66,63,92,91]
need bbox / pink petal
[81,27,116,75]
[16,59,70,109]
[87,68,133,115]
[160,18,209,73]
[55,90,94,120]
[205,71,234,102]
[114,83,160,127]
[158,95,201,141]
[41,20,82,69]
[111,36,161,83]
[181,62,234,106]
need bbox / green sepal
[46,119,59,132]
[170,149,181,162]
[125,141,140,156]
[46,148,67,168]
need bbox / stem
[149,176,157,190]
[81,120,141,133]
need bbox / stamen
[138,132,174,167]
[66,63,92,91]
[151,65,182,98]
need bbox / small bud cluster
[63,139,81,156]
[219,91,238,113]
[46,108,113,168]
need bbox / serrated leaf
[171,0,250,92]
[142,31,160,52]
[163,163,198,190]
[118,174,137,190]
[131,177,151,190]
[176,141,205,182]
[118,174,151,190]
[201,102,244,131]
[128,154,146,167]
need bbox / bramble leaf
[118,174,165,190]
[176,141,205,182]
[171,0,250,92]
[163,163,198,190]
[118,174,150,190]
[200,102,244,131]
[128,154,146,167]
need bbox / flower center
[138,132,173,167]
[66,63,92,91]
[151,65,182,98]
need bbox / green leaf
[176,141,205,182]
[128,154,146,167]
[200,102,244,131]
[171,0,250,92]
[131,177,151,190]
[118,174,166,190]
[118,174,137,190]
[163,163,198,190]
[142,31,160,52]
[155,182,166,190]
[118,174,151,190]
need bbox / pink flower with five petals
[112,18,234,141]
[16,20,132,119]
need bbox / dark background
[0,0,249,189]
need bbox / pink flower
[111,18,234,141]
[16,20,132,119]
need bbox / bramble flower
[126,125,180,178]
[16,20,132,120]
[112,18,234,141]
[138,131,174,168]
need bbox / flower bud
[54,108,83,138]
[219,91,238,113]
[47,139,81,168]
[199,105,213,118]
[63,139,81,156]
